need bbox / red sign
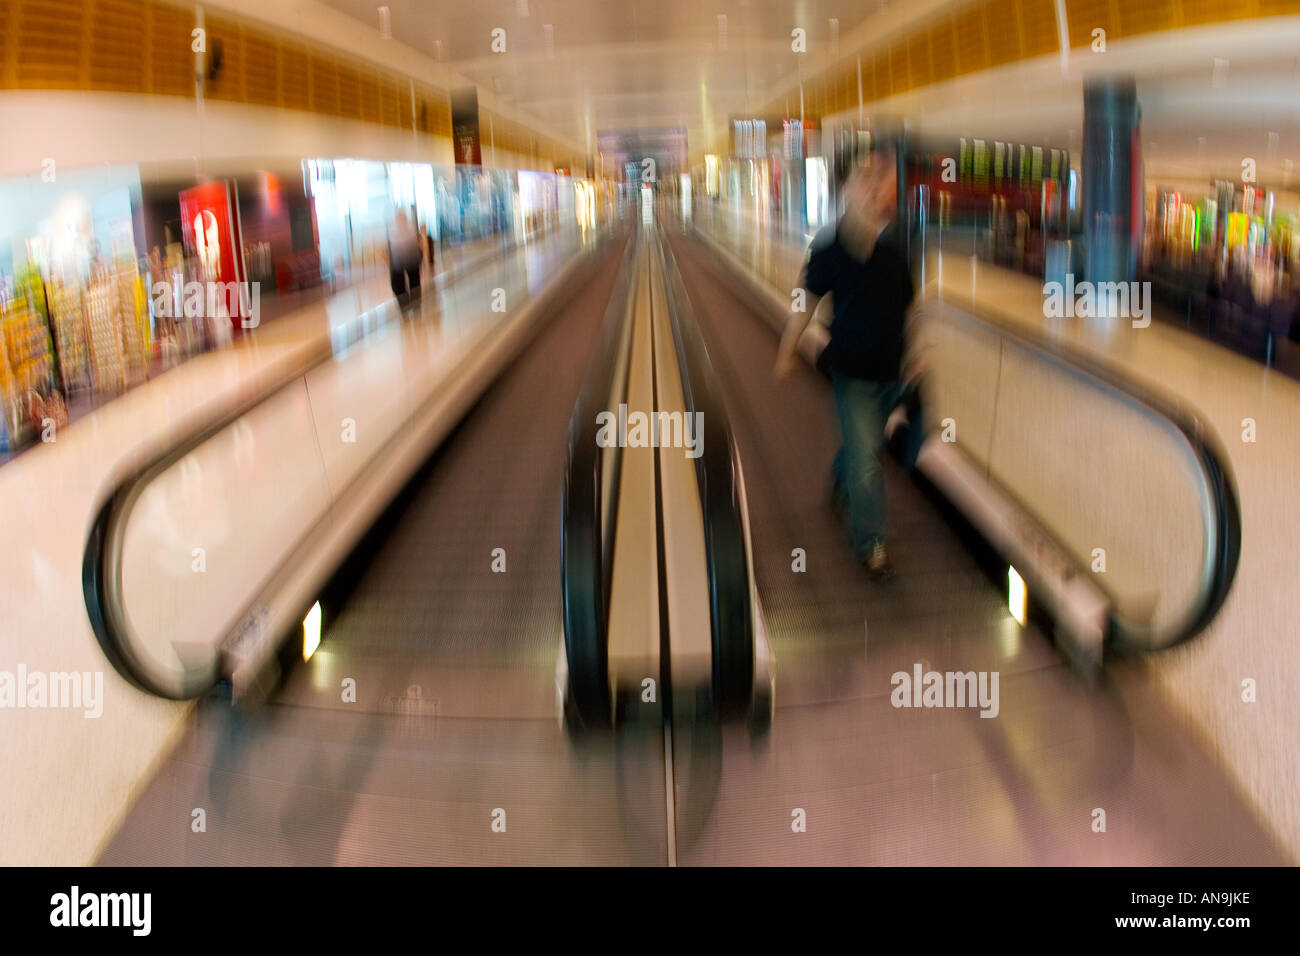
[178,180,251,329]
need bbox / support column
[1082,75,1142,308]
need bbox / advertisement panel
[451,88,483,166]
[178,180,251,329]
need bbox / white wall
[0,90,457,181]
[1,89,562,192]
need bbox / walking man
[387,208,423,305]
[774,152,914,578]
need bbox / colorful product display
[82,261,148,394]
[0,252,153,455]
[0,291,56,452]
[48,281,90,393]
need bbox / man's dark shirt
[803,222,914,382]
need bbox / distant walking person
[387,208,423,305]
[421,222,436,274]
[774,152,914,579]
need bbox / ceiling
[318,0,935,157]
[314,1,1300,188]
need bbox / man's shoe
[864,542,895,580]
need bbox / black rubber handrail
[931,290,1243,652]
[84,231,606,700]
[654,228,756,717]
[560,231,639,727]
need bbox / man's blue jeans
[831,375,904,561]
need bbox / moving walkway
[92,217,1274,867]
[687,206,1242,670]
[84,219,774,737]
[558,224,774,730]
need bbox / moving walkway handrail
[926,291,1242,652]
[561,232,639,726]
[655,228,756,715]
[692,216,1241,652]
[85,230,601,699]
[83,323,396,699]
